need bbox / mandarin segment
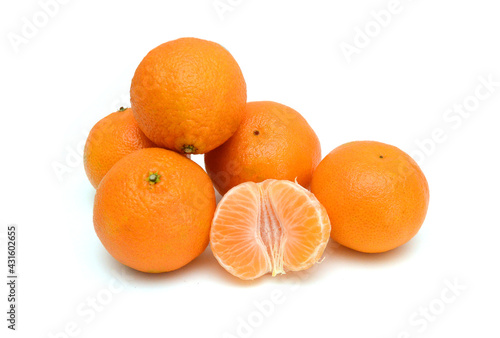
[268,182,330,271]
[210,183,271,279]
[210,179,331,280]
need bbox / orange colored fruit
[311,141,430,253]
[93,148,216,273]
[83,107,155,188]
[210,179,330,280]
[205,101,321,195]
[130,37,247,154]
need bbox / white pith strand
[258,183,285,276]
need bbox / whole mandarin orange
[311,141,429,253]
[84,107,155,189]
[130,37,247,154]
[93,148,216,273]
[205,101,321,195]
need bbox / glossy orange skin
[130,37,247,154]
[205,101,321,195]
[93,148,216,273]
[83,108,155,189]
[311,141,429,253]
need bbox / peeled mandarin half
[210,179,331,280]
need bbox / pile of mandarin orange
[84,38,429,280]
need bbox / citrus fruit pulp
[210,179,331,280]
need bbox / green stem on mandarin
[182,145,197,154]
[147,172,161,185]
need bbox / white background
[1,0,500,337]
